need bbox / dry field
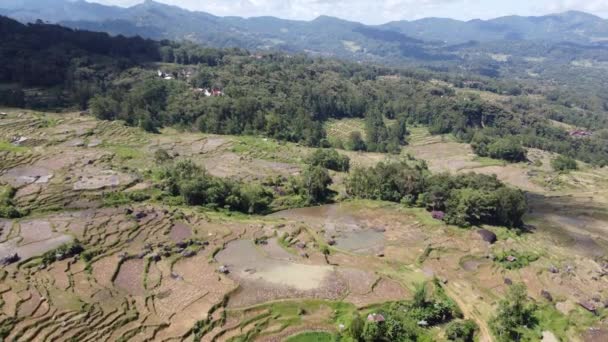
[0,110,607,341]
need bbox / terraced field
[1,110,607,341]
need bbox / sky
[89,0,608,24]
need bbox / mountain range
[2,0,608,80]
[2,1,608,46]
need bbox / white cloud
[87,0,608,24]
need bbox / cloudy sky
[89,0,608,24]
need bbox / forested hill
[1,16,607,166]
[0,16,159,87]
[3,1,608,117]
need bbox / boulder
[477,229,497,244]
[1,253,20,266]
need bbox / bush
[154,148,173,164]
[346,162,526,228]
[307,148,350,172]
[494,250,539,270]
[346,131,366,151]
[446,320,477,342]
[41,241,84,265]
[0,186,23,218]
[551,155,578,172]
[160,159,273,214]
[300,165,333,204]
[491,284,537,341]
[472,134,526,162]
[487,138,527,162]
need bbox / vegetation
[160,160,273,214]
[300,165,334,204]
[307,148,350,172]
[346,161,527,228]
[41,241,85,265]
[445,320,477,342]
[494,250,540,270]
[0,186,23,218]
[471,134,526,162]
[285,331,334,342]
[345,280,463,342]
[551,155,578,172]
[2,16,607,165]
[490,284,537,341]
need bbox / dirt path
[444,285,493,342]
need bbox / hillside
[1,16,608,341]
[3,1,608,121]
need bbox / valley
[1,108,607,341]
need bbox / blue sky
[90,0,608,24]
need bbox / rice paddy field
[0,110,607,341]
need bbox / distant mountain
[1,0,607,68]
[382,11,608,44]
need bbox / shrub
[0,186,23,218]
[41,241,84,265]
[487,138,527,162]
[491,284,537,341]
[154,148,173,164]
[494,250,539,270]
[346,131,366,151]
[301,165,333,204]
[446,320,477,342]
[472,134,526,162]
[307,148,350,172]
[551,155,577,172]
[160,159,273,214]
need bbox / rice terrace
[2,3,608,341]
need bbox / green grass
[324,118,366,143]
[231,135,302,163]
[0,140,29,153]
[105,145,142,161]
[285,331,334,342]
[471,156,507,167]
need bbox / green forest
[1,17,606,167]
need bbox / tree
[346,131,367,151]
[491,284,537,342]
[301,165,333,204]
[307,148,350,172]
[493,187,527,228]
[487,138,527,162]
[361,320,383,342]
[348,313,365,341]
[89,95,119,121]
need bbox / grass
[285,331,334,342]
[471,156,507,167]
[0,140,29,153]
[231,135,302,163]
[324,118,366,143]
[107,145,141,160]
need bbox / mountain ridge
[1,0,607,45]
